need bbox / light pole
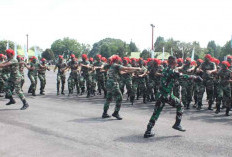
[26,34,28,53]
[150,24,155,58]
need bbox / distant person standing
[38,58,50,95]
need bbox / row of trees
[1,37,231,61]
[140,36,232,60]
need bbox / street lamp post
[26,34,29,53]
[150,24,155,58]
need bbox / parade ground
[0,71,232,157]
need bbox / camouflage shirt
[108,63,123,82]
[201,61,216,79]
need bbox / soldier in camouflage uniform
[54,55,67,95]
[101,55,141,120]
[27,56,39,96]
[147,58,162,102]
[215,61,231,116]
[173,58,183,99]
[93,55,106,97]
[197,54,217,110]
[38,58,50,95]
[17,56,26,89]
[178,58,194,109]
[144,56,203,138]
[89,57,96,96]
[0,54,5,95]
[0,49,29,110]
[66,54,80,96]
[79,54,92,98]
[119,57,133,103]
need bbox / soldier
[119,57,133,103]
[89,57,96,96]
[147,58,162,102]
[197,54,217,110]
[17,56,26,89]
[144,56,202,138]
[54,55,67,95]
[178,58,194,109]
[27,56,39,96]
[0,54,5,96]
[79,54,92,98]
[38,58,50,95]
[215,61,231,116]
[66,54,80,96]
[101,55,141,120]
[0,49,29,110]
[94,55,106,97]
[173,58,183,99]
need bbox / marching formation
[1,49,232,138]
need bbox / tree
[51,37,82,59]
[42,49,55,60]
[221,41,232,59]
[129,41,138,52]
[207,41,217,57]
[89,38,136,58]
[0,40,15,54]
[154,36,165,52]
[140,49,151,60]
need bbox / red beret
[222,61,230,67]
[82,54,88,59]
[6,49,15,56]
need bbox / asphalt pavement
[0,71,232,157]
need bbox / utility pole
[26,34,28,53]
[150,24,155,58]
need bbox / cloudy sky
[0,0,231,51]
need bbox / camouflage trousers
[80,74,91,95]
[104,79,122,112]
[132,78,147,101]
[68,72,80,94]
[147,78,160,100]
[20,73,25,89]
[96,74,106,94]
[0,76,4,93]
[4,77,26,102]
[216,84,231,108]
[173,81,180,99]
[197,79,214,106]
[57,73,66,93]
[146,93,184,130]
[119,77,132,96]
[180,81,193,106]
[38,73,46,92]
[28,74,37,92]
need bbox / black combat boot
[144,122,155,138]
[130,96,135,105]
[32,90,36,96]
[98,89,102,95]
[112,111,122,120]
[6,96,16,105]
[61,86,65,95]
[86,91,90,98]
[40,90,45,95]
[225,108,230,116]
[208,101,213,110]
[172,114,186,132]
[20,100,29,110]
[215,103,220,114]
[81,87,85,95]
[28,87,32,93]
[197,102,202,110]
[143,95,147,104]
[102,110,111,118]
[186,103,190,110]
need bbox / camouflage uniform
[198,61,216,110]
[119,64,132,100]
[18,61,25,89]
[144,64,201,138]
[103,63,123,114]
[215,65,231,115]
[28,61,39,95]
[80,60,91,97]
[179,63,193,109]
[38,63,49,95]
[0,59,4,94]
[67,60,80,95]
[94,61,106,96]
[55,62,67,95]
[3,58,29,109]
